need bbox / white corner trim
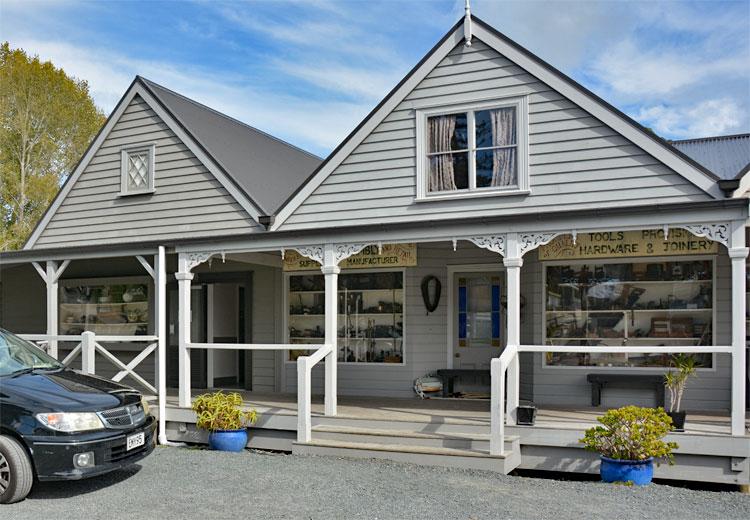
[270,28,466,231]
[24,81,263,250]
[471,23,723,200]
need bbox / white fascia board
[471,23,723,200]
[272,22,723,232]
[24,82,262,250]
[270,28,466,231]
[24,86,140,249]
[134,85,265,223]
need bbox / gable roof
[24,77,322,249]
[670,133,750,181]
[139,78,321,215]
[271,14,725,230]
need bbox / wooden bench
[436,369,490,398]
[586,373,665,407]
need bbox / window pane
[428,152,468,192]
[288,272,404,364]
[476,107,516,148]
[127,151,150,190]
[476,148,517,188]
[428,113,467,153]
[544,261,713,368]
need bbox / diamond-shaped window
[127,151,150,190]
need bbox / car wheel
[0,435,34,504]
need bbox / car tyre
[0,435,34,504]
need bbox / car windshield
[0,329,63,376]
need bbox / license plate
[126,432,145,451]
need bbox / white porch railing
[186,342,333,444]
[20,331,160,394]
[490,344,735,456]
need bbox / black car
[0,328,156,503]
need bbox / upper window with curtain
[416,97,528,200]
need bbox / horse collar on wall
[421,275,441,313]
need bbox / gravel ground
[5,446,749,520]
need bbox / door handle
[455,353,460,358]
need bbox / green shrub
[580,406,678,464]
[192,391,258,432]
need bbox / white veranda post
[32,259,70,359]
[504,233,522,425]
[729,221,748,436]
[156,246,168,443]
[322,244,339,416]
[176,253,194,408]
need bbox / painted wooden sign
[283,243,417,271]
[539,229,717,261]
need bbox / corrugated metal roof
[139,77,322,215]
[670,134,750,180]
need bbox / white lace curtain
[489,107,517,187]
[428,115,457,191]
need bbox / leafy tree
[0,42,105,250]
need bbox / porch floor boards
[159,389,745,436]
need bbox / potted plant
[664,354,699,431]
[192,391,258,452]
[580,406,678,486]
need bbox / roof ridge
[670,133,750,144]
[136,75,322,161]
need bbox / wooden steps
[292,425,521,474]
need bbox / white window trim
[415,96,529,201]
[540,254,717,372]
[120,143,156,196]
[283,268,408,367]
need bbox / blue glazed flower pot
[600,456,654,486]
[208,429,248,452]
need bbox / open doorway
[167,273,251,390]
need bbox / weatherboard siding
[34,95,259,249]
[279,40,711,230]
[283,242,535,399]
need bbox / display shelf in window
[59,278,150,336]
[287,271,404,364]
[544,260,714,368]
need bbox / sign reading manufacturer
[539,229,717,261]
[283,243,417,271]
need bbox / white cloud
[8,37,370,154]
[590,39,747,96]
[634,98,744,138]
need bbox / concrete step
[312,424,519,452]
[293,438,521,474]
[314,415,491,436]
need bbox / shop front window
[544,260,713,368]
[288,271,403,364]
[59,279,150,335]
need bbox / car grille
[98,403,146,429]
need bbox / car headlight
[36,412,105,432]
[140,396,151,416]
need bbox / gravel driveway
[5,446,749,520]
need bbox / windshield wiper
[8,366,61,378]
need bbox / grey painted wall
[280,39,712,230]
[282,242,534,399]
[34,94,259,249]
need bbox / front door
[453,273,503,370]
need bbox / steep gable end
[275,20,720,231]
[27,87,261,249]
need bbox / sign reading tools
[539,229,717,261]
[283,243,418,271]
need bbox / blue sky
[2,0,749,157]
